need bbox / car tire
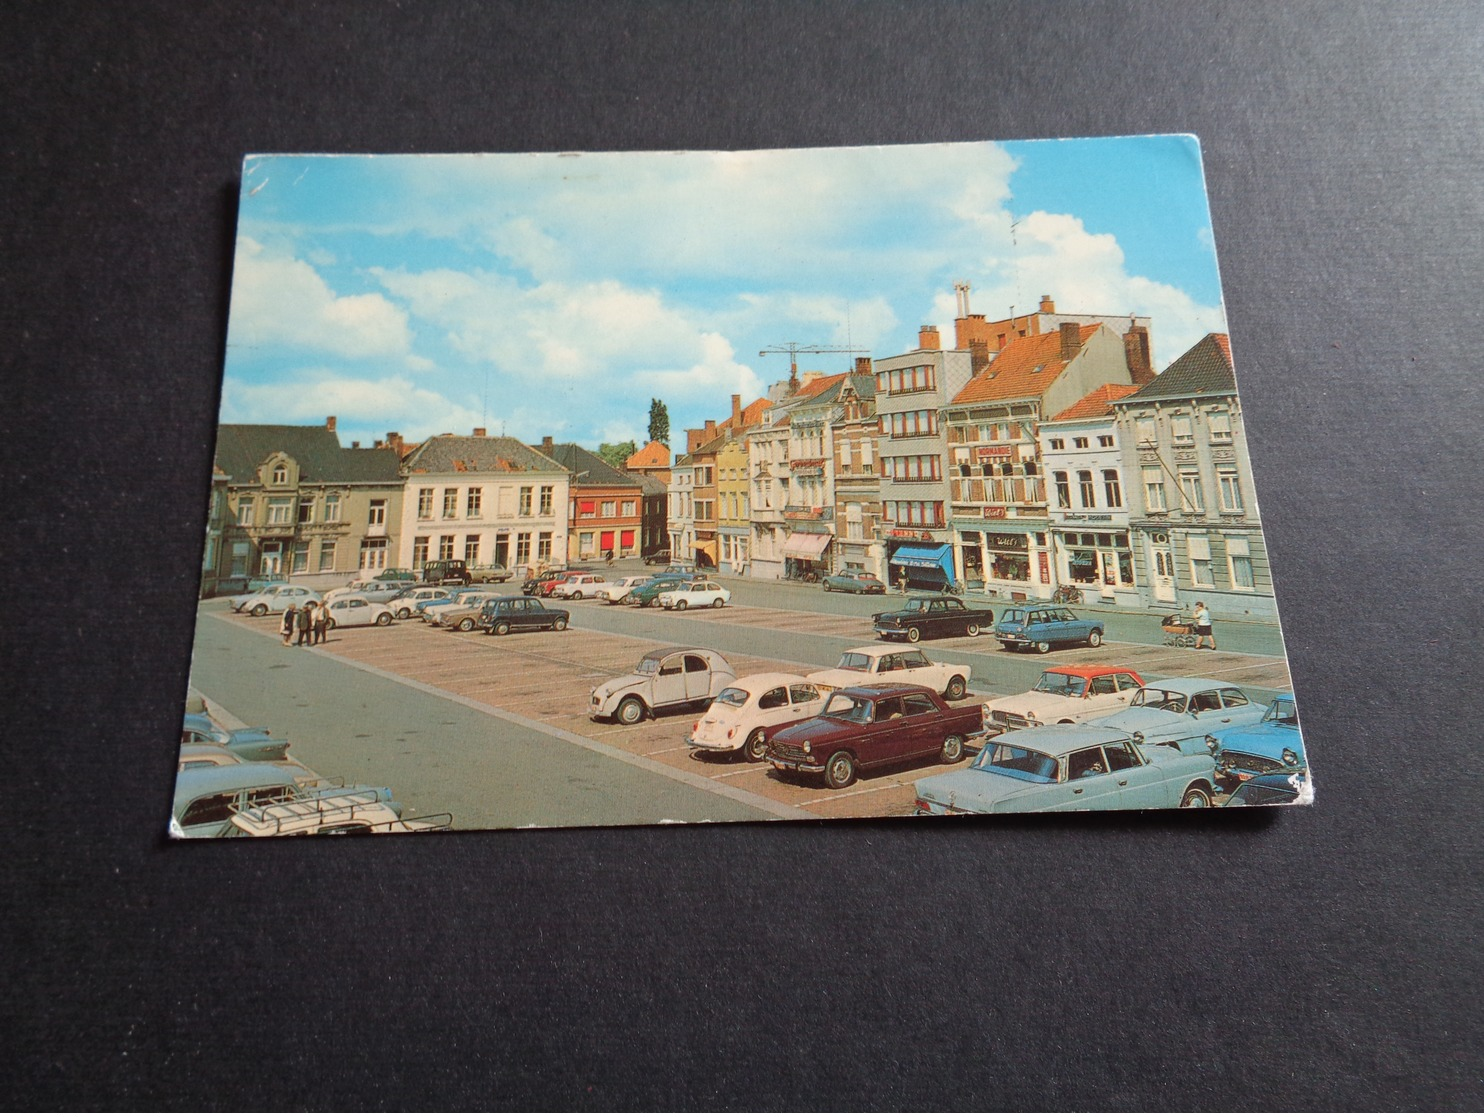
[396,607,411,619]
[554,617,568,631]
[944,675,967,700]
[823,750,857,790]
[676,599,688,611]
[493,621,511,636]
[966,623,981,637]
[376,613,391,627]
[940,734,965,763]
[743,728,768,763]
[998,642,1014,651]
[1035,640,1051,654]
[712,598,725,609]
[250,604,268,617]
[457,617,475,632]
[325,617,336,631]
[907,626,921,643]
[616,696,646,725]
[1087,629,1103,647]
[1180,784,1213,808]
[823,583,831,592]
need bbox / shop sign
[974,445,1013,461]
[1038,551,1050,583]
[982,506,1008,519]
[1064,513,1114,523]
[888,529,936,541]
[987,533,1028,551]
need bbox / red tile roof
[1049,382,1142,422]
[951,324,1100,405]
[625,440,670,469]
[794,372,848,400]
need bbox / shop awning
[889,544,952,569]
[783,532,833,559]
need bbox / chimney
[1039,295,1055,314]
[854,356,872,376]
[687,427,704,453]
[386,432,404,457]
[918,324,941,350]
[541,436,554,454]
[1124,324,1155,385]
[1060,321,1082,361]
[351,440,360,449]
[969,338,991,376]
[473,427,487,438]
[731,394,742,428]
[705,419,717,439]
[326,415,337,432]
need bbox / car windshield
[972,742,1059,782]
[715,687,749,707]
[1131,688,1188,713]
[1000,608,1025,624]
[635,657,662,676]
[1032,671,1088,698]
[1263,697,1299,726]
[836,653,872,671]
[822,694,872,723]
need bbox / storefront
[783,531,832,579]
[953,526,1054,601]
[1053,529,1135,601]
[887,541,955,591]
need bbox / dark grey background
[6,1,1481,1108]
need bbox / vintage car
[686,673,829,762]
[658,580,732,610]
[872,595,994,642]
[246,574,288,593]
[323,596,395,629]
[324,579,409,605]
[764,683,982,789]
[549,573,610,599]
[627,573,693,607]
[982,665,1147,736]
[594,575,650,604]
[641,549,672,566]
[177,743,245,770]
[590,647,737,724]
[1204,693,1305,788]
[429,591,507,631]
[521,569,584,597]
[1087,676,1268,744]
[231,583,323,616]
[421,559,472,585]
[469,563,513,584]
[181,713,291,763]
[913,725,1220,814]
[478,595,570,636]
[171,763,398,839]
[423,589,502,625]
[389,586,454,619]
[807,644,971,700]
[227,790,452,837]
[1222,770,1308,807]
[993,604,1106,652]
[821,571,887,594]
[374,568,420,583]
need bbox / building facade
[541,439,644,561]
[831,368,883,578]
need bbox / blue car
[181,713,291,763]
[993,605,1105,653]
[1223,770,1308,807]
[1205,693,1305,788]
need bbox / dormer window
[271,463,288,485]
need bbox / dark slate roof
[215,424,402,484]
[545,443,641,489]
[634,473,668,496]
[403,435,565,475]
[1119,333,1235,403]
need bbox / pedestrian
[898,571,909,595]
[312,600,329,645]
[280,603,297,647]
[1193,600,1217,650]
[605,548,614,567]
[296,600,314,646]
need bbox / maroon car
[763,683,981,789]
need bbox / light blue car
[1086,676,1267,745]
[913,724,1220,813]
[1205,693,1305,789]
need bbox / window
[1103,470,1122,508]
[1179,471,1206,513]
[860,439,873,470]
[267,497,293,525]
[1048,438,1065,450]
[368,499,386,526]
[467,488,483,517]
[1208,409,1233,443]
[519,487,533,516]
[1054,471,1071,509]
[324,493,341,522]
[412,536,429,569]
[271,463,288,484]
[291,542,309,573]
[579,531,594,553]
[515,533,531,565]
[439,535,456,560]
[1078,470,1096,508]
[319,541,336,571]
[1188,535,1214,586]
[442,489,458,518]
[845,503,863,541]
[888,409,937,438]
[622,500,636,517]
[1218,467,1244,512]
[539,486,554,515]
[1098,435,1114,448]
[601,501,616,518]
[537,532,552,560]
[236,498,254,525]
[298,496,315,523]
[1073,437,1089,449]
[1143,468,1166,512]
[464,536,480,563]
[229,541,249,577]
[417,488,434,519]
[1136,417,1157,447]
[1227,536,1255,590]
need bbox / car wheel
[616,696,646,725]
[712,598,725,609]
[940,734,965,763]
[743,728,768,763]
[823,750,857,790]
[676,599,688,610]
[457,617,474,632]
[1035,640,1051,654]
[376,613,392,627]
[493,621,511,636]
[250,603,268,617]
[998,642,1014,651]
[325,617,336,631]
[1087,630,1103,647]
[1180,784,1213,808]
[554,617,568,631]
[396,607,411,619]
[966,623,981,637]
[944,675,967,700]
[907,626,921,643]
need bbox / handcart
[1161,612,1198,648]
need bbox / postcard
[174,136,1310,838]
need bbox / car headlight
[802,740,811,754]
[1282,748,1299,766]
[1204,734,1220,753]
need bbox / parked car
[993,605,1106,653]
[479,596,570,636]
[1087,677,1268,744]
[421,559,472,585]
[1205,693,1306,789]
[686,673,830,762]
[764,683,983,789]
[423,589,501,625]
[375,568,420,583]
[872,596,994,642]
[232,583,323,617]
[389,586,454,619]
[323,596,395,629]
[181,713,291,763]
[246,574,288,593]
[469,563,514,584]
[663,563,698,576]
[171,763,398,839]
[595,575,650,604]
[628,574,693,607]
[822,571,886,594]
[522,569,587,597]
[430,591,506,632]
[325,579,409,605]
[550,573,610,599]
[227,789,452,837]
[1221,770,1308,807]
[642,549,672,566]
[982,665,1147,737]
[913,725,1220,814]
[807,645,972,700]
[590,647,738,725]
[658,580,731,610]
[177,743,245,770]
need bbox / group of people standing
[280,601,328,647]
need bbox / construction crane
[758,342,871,388]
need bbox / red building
[541,438,645,561]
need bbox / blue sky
[221,136,1227,450]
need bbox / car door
[1044,746,1123,810]
[1218,688,1264,728]
[756,684,792,728]
[896,649,935,691]
[857,696,905,766]
[683,654,714,700]
[652,654,688,708]
[897,692,945,759]
[788,682,827,721]
[1101,739,1173,808]
[924,598,949,637]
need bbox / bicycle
[1051,585,1084,605]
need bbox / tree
[648,398,670,447]
[596,441,637,470]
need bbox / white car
[388,586,453,619]
[325,580,409,605]
[550,573,609,600]
[323,596,394,629]
[423,590,500,625]
[982,666,1146,737]
[234,584,323,617]
[686,673,830,762]
[807,644,972,700]
[657,580,731,610]
[595,576,650,604]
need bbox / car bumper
[872,626,906,640]
[685,735,738,753]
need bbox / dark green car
[628,574,692,607]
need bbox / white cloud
[220,371,483,446]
